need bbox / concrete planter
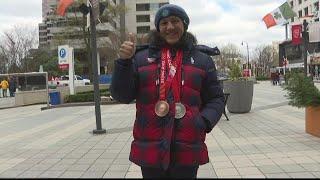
[223,80,254,113]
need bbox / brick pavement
[0,81,320,178]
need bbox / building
[289,0,319,23]
[123,0,169,40]
[38,0,170,75]
[278,0,320,78]
[38,0,119,75]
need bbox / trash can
[49,91,61,105]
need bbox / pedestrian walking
[276,72,280,85]
[0,78,9,98]
[9,76,16,97]
[110,4,224,178]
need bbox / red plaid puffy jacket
[111,43,224,170]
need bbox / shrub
[256,76,270,81]
[65,89,110,103]
[283,73,320,108]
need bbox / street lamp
[302,19,309,77]
[241,41,250,76]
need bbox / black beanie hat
[154,4,190,32]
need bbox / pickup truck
[56,75,90,86]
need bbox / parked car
[57,75,90,86]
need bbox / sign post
[58,45,75,95]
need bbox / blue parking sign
[59,48,67,58]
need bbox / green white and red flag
[262,2,296,29]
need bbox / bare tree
[216,43,243,73]
[0,25,38,73]
[0,51,7,74]
[253,45,274,76]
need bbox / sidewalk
[0,81,320,178]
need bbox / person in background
[9,76,16,97]
[110,4,224,178]
[0,78,9,98]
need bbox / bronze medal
[175,102,186,119]
[155,100,169,117]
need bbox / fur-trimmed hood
[135,30,220,58]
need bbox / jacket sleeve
[200,56,224,133]
[110,58,138,104]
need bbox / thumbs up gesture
[119,33,136,60]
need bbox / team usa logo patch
[147,57,156,63]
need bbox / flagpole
[302,19,309,77]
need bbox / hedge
[65,89,110,103]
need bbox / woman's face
[159,16,184,45]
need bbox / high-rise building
[288,0,319,24]
[123,0,169,37]
[38,0,119,75]
[39,0,118,50]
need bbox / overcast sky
[0,0,288,53]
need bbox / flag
[292,24,302,45]
[309,22,320,43]
[263,2,297,29]
[57,0,74,16]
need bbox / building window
[298,10,303,17]
[136,4,150,11]
[113,0,116,4]
[136,15,150,22]
[304,7,308,16]
[298,0,302,4]
[137,26,150,34]
[290,1,293,7]
[150,3,159,11]
[291,17,294,22]
[159,3,169,7]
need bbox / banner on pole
[292,24,302,45]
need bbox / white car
[57,75,90,86]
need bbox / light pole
[302,19,309,77]
[241,41,250,77]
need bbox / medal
[155,100,170,117]
[156,48,184,118]
[175,102,186,119]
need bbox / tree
[216,43,243,73]
[47,0,126,78]
[253,45,274,76]
[0,25,38,73]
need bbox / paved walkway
[0,81,320,178]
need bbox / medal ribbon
[160,48,183,103]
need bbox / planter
[223,80,254,113]
[306,106,320,137]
